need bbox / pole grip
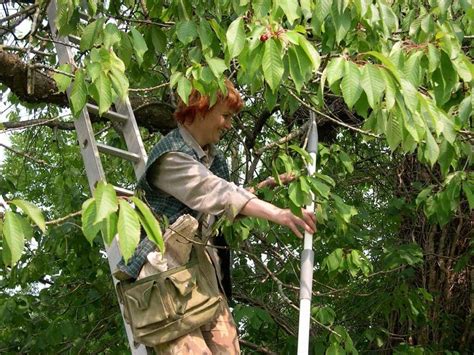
[300,249,314,300]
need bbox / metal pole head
[307,111,318,154]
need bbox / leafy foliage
[0,0,472,353]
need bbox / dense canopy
[0,0,472,353]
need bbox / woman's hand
[240,198,317,239]
[272,208,316,239]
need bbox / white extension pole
[297,112,318,355]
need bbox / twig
[106,13,173,27]
[0,142,51,166]
[239,339,277,354]
[46,210,82,226]
[129,82,169,92]
[255,121,310,156]
[2,45,54,57]
[0,4,38,24]
[33,63,75,78]
[287,89,381,138]
[1,115,74,131]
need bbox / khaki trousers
[151,300,240,354]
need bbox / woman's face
[199,101,234,145]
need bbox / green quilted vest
[116,128,230,281]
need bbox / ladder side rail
[115,98,147,179]
[47,2,147,354]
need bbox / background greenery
[0,0,472,353]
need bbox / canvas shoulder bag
[116,217,223,346]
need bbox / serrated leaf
[462,182,474,210]
[380,68,397,110]
[262,39,284,92]
[103,23,121,49]
[151,26,167,53]
[361,64,385,108]
[386,114,402,151]
[131,197,164,253]
[109,51,129,100]
[93,181,118,225]
[3,211,26,266]
[177,76,192,105]
[288,46,304,93]
[427,44,440,73]
[341,61,362,109]
[279,0,301,24]
[197,20,214,50]
[289,181,305,207]
[70,70,87,116]
[403,51,423,87]
[117,199,140,263]
[118,32,133,67]
[365,51,401,83]
[326,57,345,86]
[10,199,46,233]
[53,64,73,93]
[91,72,112,116]
[226,17,246,58]
[130,28,148,66]
[298,36,320,72]
[424,130,439,166]
[80,18,105,51]
[81,198,101,245]
[339,151,354,173]
[176,20,198,45]
[308,177,331,199]
[206,56,227,78]
[332,194,357,223]
[101,211,117,246]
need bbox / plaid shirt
[114,128,230,280]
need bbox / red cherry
[260,33,270,42]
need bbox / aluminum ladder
[47,1,148,353]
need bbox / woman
[117,80,316,354]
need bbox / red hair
[174,80,243,124]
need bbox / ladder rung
[78,11,89,21]
[86,103,129,123]
[113,186,134,197]
[96,143,141,162]
[68,35,81,45]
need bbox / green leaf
[424,130,439,167]
[438,140,454,177]
[332,5,351,44]
[462,182,474,210]
[10,199,46,233]
[252,0,272,18]
[130,28,148,66]
[91,72,113,116]
[432,51,457,106]
[103,23,121,49]
[289,181,305,207]
[80,18,105,51]
[53,64,72,93]
[298,36,320,72]
[326,57,345,86]
[386,114,402,151]
[81,198,101,245]
[279,0,301,25]
[288,46,304,93]
[70,70,87,116]
[427,44,440,73]
[325,248,343,272]
[176,20,198,45]
[197,20,214,50]
[341,61,362,109]
[326,343,345,355]
[308,177,331,199]
[151,26,167,53]
[117,199,141,263]
[206,56,227,79]
[226,17,246,58]
[177,76,192,105]
[131,197,164,253]
[315,306,336,325]
[118,32,133,67]
[332,194,357,223]
[262,38,284,92]
[380,68,397,110]
[403,51,423,87]
[100,211,117,246]
[339,151,354,173]
[361,64,385,108]
[93,181,118,225]
[365,51,401,83]
[3,211,26,266]
[109,51,129,100]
